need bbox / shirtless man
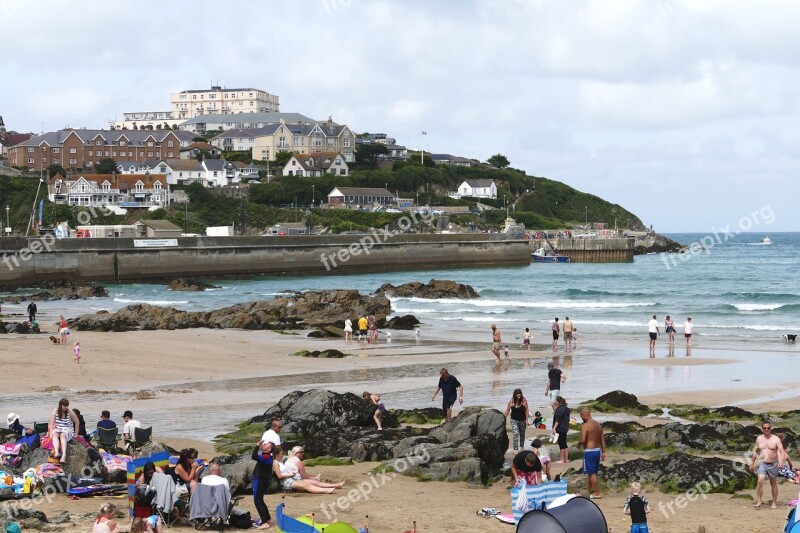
[491,324,506,362]
[577,407,606,499]
[563,316,574,351]
[749,420,785,509]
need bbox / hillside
[0,164,645,235]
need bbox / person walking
[664,315,676,344]
[343,317,353,342]
[551,318,560,350]
[504,389,530,451]
[551,396,570,464]
[563,316,574,350]
[749,420,785,509]
[544,361,565,403]
[520,328,532,350]
[578,407,606,499]
[431,368,463,422]
[623,481,651,533]
[683,317,693,347]
[647,315,659,356]
[490,324,506,362]
[27,300,37,323]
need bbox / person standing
[343,317,353,342]
[58,315,69,346]
[664,315,676,344]
[251,440,274,529]
[27,300,37,323]
[563,317,574,350]
[490,324,505,362]
[749,420,785,509]
[520,328,532,350]
[551,396,570,464]
[647,315,659,355]
[362,392,385,431]
[577,407,606,499]
[551,318,560,350]
[431,368,463,422]
[544,361,565,403]
[73,341,81,364]
[683,317,693,347]
[357,315,368,342]
[623,481,651,533]
[504,389,529,451]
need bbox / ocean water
[3,232,797,345]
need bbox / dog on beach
[784,334,797,343]
[49,336,60,345]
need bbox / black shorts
[442,396,456,414]
[649,332,657,340]
[557,431,568,450]
[552,331,559,340]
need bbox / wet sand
[1,329,798,531]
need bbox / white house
[450,179,497,199]
[121,158,254,187]
[283,152,349,177]
[327,187,395,207]
[48,173,169,214]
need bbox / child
[520,328,532,350]
[572,328,578,344]
[72,341,80,364]
[776,433,799,483]
[131,515,163,533]
[362,392,385,431]
[529,410,546,430]
[623,481,651,533]
[531,438,551,481]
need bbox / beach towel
[510,479,569,524]
[40,434,53,450]
[0,443,23,456]
[101,452,132,473]
[34,463,64,478]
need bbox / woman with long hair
[272,446,343,494]
[49,398,79,464]
[551,396,570,464]
[93,503,119,533]
[174,448,200,493]
[285,446,344,488]
[504,388,530,451]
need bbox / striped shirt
[54,412,74,433]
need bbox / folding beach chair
[96,427,121,453]
[189,483,235,532]
[130,426,152,454]
[33,422,49,434]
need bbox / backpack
[229,508,251,529]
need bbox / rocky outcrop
[376,279,479,299]
[385,314,421,329]
[167,278,220,291]
[633,232,682,255]
[0,282,109,303]
[598,453,756,494]
[604,421,793,452]
[71,290,391,332]
[291,349,349,358]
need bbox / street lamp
[5,205,10,235]
[312,184,315,208]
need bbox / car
[575,232,597,239]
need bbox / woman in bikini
[363,391,386,430]
[49,398,79,464]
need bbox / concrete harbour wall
[530,238,635,263]
[0,234,531,286]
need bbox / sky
[2,0,799,232]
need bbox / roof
[464,179,495,187]
[179,141,216,151]
[135,219,182,231]
[329,187,394,197]
[56,173,168,189]
[270,222,307,229]
[10,129,182,148]
[147,159,202,172]
[181,112,317,126]
[0,132,33,147]
[289,152,345,172]
[178,87,264,94]
[209,128,260,140]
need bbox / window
[294,137,303,146]
[112,152,116,157]
[154,181,162,190]
[103,182,110,192]
[168,152,174,157]
[147,141,154,147]
[69,158,77,165]
[147,152,153,157]
[327,138,335,146]
[278,136,287,148]
[27,158,34,164]
[167,140,174,147]
[70,147,77,154]
[135,181,144,191]
[340,169,346,175]
[343,137,351,147]
[120,141,127,147]
[104,151,109,157]
[27,147,34,153]
[42,157,47,163]
[313,136,322,147]
[96,140,102,146]
[291,160,296,166]
[53,158,60,164]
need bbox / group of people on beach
[648,314,694,354]
[343,314,381,343]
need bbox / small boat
[749,235,772,246]
[532,247,570,263]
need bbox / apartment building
[180,112,317,134]
[7,129,198,172]
[171,86,280,119]
[251,119,355,163]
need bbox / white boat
[749,235,772,246]
[532,247,570,263]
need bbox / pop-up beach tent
[516,496,608,533]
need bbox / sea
[1,232,798,439]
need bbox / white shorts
[281,478,295,490]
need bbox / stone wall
[530,238,635,263]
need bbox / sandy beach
[1,329,799,532]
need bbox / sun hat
[6,413,18,426]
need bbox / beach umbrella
[516,496,608,533]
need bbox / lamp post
[312,184,315,208]
[6,205,10,236]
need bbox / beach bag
[511,479,568,524]
[17,432,40,451]
[229,508,251,529]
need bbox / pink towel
[0,442,23,455]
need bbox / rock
[0,508,49,533]
[167,278,220,291]
[72,290,391,332]
[385,315,421,329]
[291,349,349,358]
[604,421,786,452]
[633,232,683,255]
[0,283,109,303]
[307,329,338,338]
[593,391,647,410]
[376,279,479,299]
[600,452,755,494]
[393,408,443,425]
[17,442,101,478]
[47,511,72,525]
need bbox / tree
[95,158,118,174]
[355,143,389,168]
[487,154,510,169]
[47,164,66,179]
[274,150,293,168]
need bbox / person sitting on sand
[174,448,201,494]
[363,391,386,431]
[49,398,80,464]
[776,433,799,484]
[7,413,34,437]
[271,446,344,494]
[93,503,120,533]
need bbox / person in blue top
[431,368,463,422]
[251,440,275,529]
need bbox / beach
[2,328,799,532]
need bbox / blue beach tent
[516,496,608,533]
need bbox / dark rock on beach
[633,232,683,255]
[594,390,648,410]
[385,314,421,329]
[376,279,479,299]
[0,282,109,303]
[291,349,349,358]
[167,278,220,291]
[71,290,391,332]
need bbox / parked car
[575,232,597,239]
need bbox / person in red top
[58,315,69,345]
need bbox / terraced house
[48,173,169,212]
[7,129,196,172]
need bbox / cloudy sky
[2,0,798,232]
